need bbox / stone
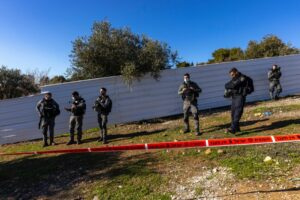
[264,156,272,163]
[205,148,212,155]
[212,168,218,173]
[217,149,225,154]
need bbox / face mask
[184,78,190,83]
[45,96,50,101]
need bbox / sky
[0,0,299,77]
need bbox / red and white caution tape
[1,134,300,156]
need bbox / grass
[220,148,285,180]
[1,96,300,199]
[93,167,170,200]
[88,154,171,200]
[195,186,204,196]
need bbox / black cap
[229,67,238,73]
[44,92,52,96]
[184,73,190,78]
[72,91,79,96]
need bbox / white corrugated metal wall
[1,54,300,144]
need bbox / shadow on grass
[81,128,167,144]
[0,152,119,199]
[0,151,159,199]
[110,128,167,139]
[107,128,168,143]
[203,119,269,133]
[237,119,300,136]
[0,149,159,199]
[78,128,167,144]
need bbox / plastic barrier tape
[1,134,300,156]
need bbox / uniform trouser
[269,81,282,99]
[231,95,246,132]
[183,101,199,132]
[98,114,108,139]
[69,115,83,141]
[42,118,55,144]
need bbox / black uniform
[93,95,112,143]
[36,98,60,146]
[178,81,202,134]
[225,73,247,133]
[65,97,86,143]
[268,68,282,100]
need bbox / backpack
[243,75,254,95]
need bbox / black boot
[269,92,275,100]
[103,129,108,144]
[77,140,82,145]
[183,128,190,133]
[43,142,49,147]
[67,140,75,145]
[98,130,103,142]
[42,132,48,147]
[67,133,75,145]
[50,141,57,146]
[195,128,201,136]
[49,137,57,146]
[225,128,236,134]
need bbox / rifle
[93,97,104,112]
[38,116,42,129]
[64,101,74,112]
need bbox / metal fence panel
[1,54,300,144]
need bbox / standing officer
[268,64,282,100]
[178,73,202,135]
[225,68,253,134]
[93,88,112,144]
[36,92,60,147]
[65,91,86,145]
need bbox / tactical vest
[94,96,112,114]
[41,99,59,118]
[182,82,199,102]
[268,70,281,82]
[71,98,86,116]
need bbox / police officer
[178,73,202,135]
[65,91,86,145]
[36,92,60,147]
[268,64,282,100]
[93,88,112,144]
[225,68,248,134]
